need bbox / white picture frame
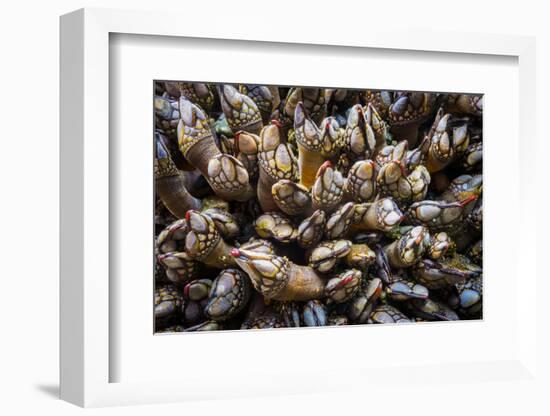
[60,7,541,409]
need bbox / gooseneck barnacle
[154,82,484,331]
[231,248,326,302]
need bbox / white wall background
[0,0,548,414]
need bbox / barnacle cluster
[154,82,483,332]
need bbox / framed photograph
[153,80,484,332]
[60,7,541,409]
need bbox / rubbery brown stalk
[155,133,202,217]
[156,175,202,218]
[185,136,222,177]
[298,146,325,190]
[274,264,325,301]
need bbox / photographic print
[154,83,483,333]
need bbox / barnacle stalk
[294,102,327,189]
[177,97,253,201]
[177,96,221,172]
[184,210,237,269]
[155,132,201,218]
[231,248,326,301]
[294,100,342,190]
